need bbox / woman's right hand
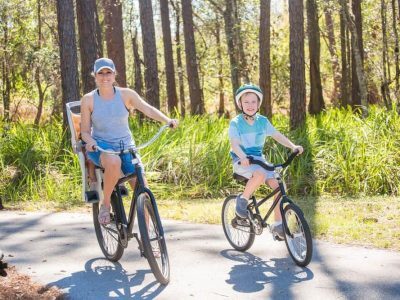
[86,141,97,152]
[239,157,250,167]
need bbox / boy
[228,84,303,240]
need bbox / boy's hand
[239,157,250,167]
[167,118,179,129]
[292,145,304,155]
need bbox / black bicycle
[92,125,170,284]
[222,151,313,267]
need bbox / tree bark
[223,0,240,109]
[381,0,392,109]
[56,0,80,129]
[307,0,325,115]
[289,0,306,129]
[215,17,225,117]
[138,0,160,108]
[160,0,178,114]
[323,0,341,104]
[76,0,101,93]
[181,0,204,114]
[171,0,186,116]
[101,0,126,87]
[1,6,10,120]
[341,0,368,117]
[351,0,364,108]
[392,0,400,94]
[234,0,249,83]
[339,7,349,107]
[259,0,272,118]
[131,29,143,97]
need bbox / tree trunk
[350,0,364,108]
[101,0,126,87]
[224,0,240,109]
[339,8,349,107]
[171,0,186,116]
[160,0,178,114]
[34,0,44,125]
[341,0,368,117]
[323,1,341,104]
[132,29,143,96]
[138,0,160,108]
[289,0,306,129]
[381,0,392,109]
[56,0,80,129]
[181,0,204,114]
[1,6,10,121]
[76,0,101,93]
[215,17,225,117]
[307,0,325,114]
[259,0,272,118]
[392,0,400,95]
[234,0,249,83]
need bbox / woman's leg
[100,153,122,208]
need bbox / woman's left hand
[168,119,179,129]
[292,145,304,155]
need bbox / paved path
[0,210,399,299]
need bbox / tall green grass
[1,106,399,205]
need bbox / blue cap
[93,57,116,73]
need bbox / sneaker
[271,222,284,241]
[235,195,248,219]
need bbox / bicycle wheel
[93,202,124,262]
[222,195,255,251]
[137,192,170,285]
[282,202,313,267]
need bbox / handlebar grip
[281,150,299,168]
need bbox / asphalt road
[0,210,399,299]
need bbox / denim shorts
[233,156,274,180]
[87,140,144,175]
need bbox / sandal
[98,205,111,225]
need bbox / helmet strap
[242,111,258,121]
[239,99,259,121]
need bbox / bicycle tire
[222,195,255,251]
[93,202,124,262]
[282,202,313,267]
[137,192,170,285]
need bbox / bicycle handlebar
[242,150,300,171]
[92,124,170,154]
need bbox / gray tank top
[91,87,134,149]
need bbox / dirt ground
[0,265,65,300]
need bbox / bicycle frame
[109,149,165,245]
[246,155,298,233]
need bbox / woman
[81,57,178,224]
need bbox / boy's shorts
[233,156,274,180]
[87,140,144,175]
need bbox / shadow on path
[221,249,313,298]
[47,258,165,299]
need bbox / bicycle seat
[233,173,249,185]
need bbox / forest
[1,0,400,207]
